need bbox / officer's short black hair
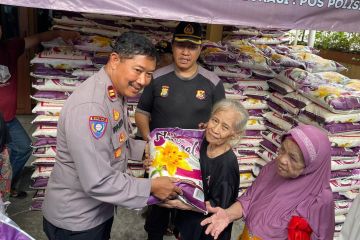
[0,113,10,153]
[112,31,158,62]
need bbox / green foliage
[315,31,360,53]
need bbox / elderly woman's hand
[159,199,193,210]
[200,202,231,240]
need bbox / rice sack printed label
[147,127,207,213]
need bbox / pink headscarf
[238,125,334,239]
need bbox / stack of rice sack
[51,11,175,44]
[29,42,97,210]
[273,67,360,237]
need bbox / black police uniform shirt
[175,140,240,240]
[136,64,225,131]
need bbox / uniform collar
[100,67,119,102]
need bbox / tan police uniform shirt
[42,68,151,231]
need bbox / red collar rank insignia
[89,116,108,139]
[107,86,117,101]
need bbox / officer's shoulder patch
[89,116,108,139]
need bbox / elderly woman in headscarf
[200,124,335,240]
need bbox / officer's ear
[108,52,121,69]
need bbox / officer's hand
[150,177,182,201]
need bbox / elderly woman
[161,99,249,240]
[201,124,335,240]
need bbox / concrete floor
[6,115,244,239]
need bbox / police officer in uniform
[42,32,181,240]
[135,21,225,240]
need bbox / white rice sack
[260,130,281,147]
[74,35,113,52]
[329,134,360,148]
[331,159,360,171]
[250,36,287,45]
[339,189,360,200]
[334,200,353,216]
[239,181,252,188]
[256,148,275,163]
[31,115,59,125]
[32,146,57,158]
[263,112,294,132]
[245,119,267,131]
[268,79,294,95]
[269,92,301,115]
[240,98,268,110]
[236,80,269,91]
[234,44,273,71]
[32,78,82,92]
[32,102,63,116]
[238,137,263,147]
[53,15,95,27]
[283,92,312,109]
[240,172,256,183]
[292,52,346,73]
[303,103,360,124]
[232,27,260,36]
[72,68,99,78]
[242,90,269,99]
[238,154,268,167]
[30,47,93,67]
[32,125,57,138]
[31,165,54,179]
[276,67,323,90]
[335,214,347,224]
[31,157,56,166]
[330,178,360,192]
[213,65,252,78]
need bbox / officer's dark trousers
[43,217,113,240]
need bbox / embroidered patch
[160,85,169,97]
[89,116,108,139]
[107,86,117,101]
[114,147,122,158]
[113,109,120,121]
[196,90,206,100]
[119,132,127,143]
[184,24,194,35]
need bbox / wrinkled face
[275,138,305,179]
[108,53,156,97]
[172,41,201,71]
[205,109,237,146]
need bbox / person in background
[155,40,173,68]
[339,194,360,240]
[42,32,181,240]
[160,99,248,240]
[135,21,225,240]
[201,125,335,240]
[0,112,11,202]
[0,25,79,198]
